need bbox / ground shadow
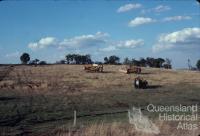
[127,72,152,75]
[146,85,162,89]
[86,71,115,73]
[140,72,152,75]
[102,71,116,73]
[0,96,17,101]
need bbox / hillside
[0,65,199,135]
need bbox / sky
[0,0,199,68]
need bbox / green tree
[29,58,39,65]
[39,61,47,65]
[165,58,172,65]
[20,53,30,64]
[131,59,140,66]
[123,57,131,65]
[60,60,66,64]
[85,54,92,64]
[108,55,120,64]
[66,54,71,64]
[104,57,109,64]
[156,58,165,68]
[146,57,154,67]
[139,57,147,67]
[66,54,92,64]
[196,59,200,70]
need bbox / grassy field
[0,65,199,136]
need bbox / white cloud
[153,27,200,52]
[99,46,117,52]
[154,5,171,12]
[163,16,191,22]
[5,51,20,58]
[129,17,156,27]
[28,32,144,53]
[117,39,144,48]
[28,32,109,50]
[195,1,200,6]
[28,37,57,50]
[59,32,109,49]
[117,3,142,13]
[100,39,144,52]
[141,5,170,14]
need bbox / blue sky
[0,0,199,68]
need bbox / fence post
[73,110,77,126]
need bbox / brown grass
[53,121,200,136]
[1,65,200,94]
[0,65,199,136]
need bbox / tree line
[123,57,172,69]
[65,54,92,64]
[19,52,200,70]
[20,53,47,65]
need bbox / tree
[20,53,30,64]
[196,59,200,70]
[29,59,39,65]
[131,59,140,66]
[85,54,92,64]
[123,57,131,65]
[163,58,172,69]
[65,54,92,64]
[139,57,147,67]
[165,58,172,65]
[38,61,47,65]
[104,57,109,64]
[145,57,167,68]
[35,59,40,64]
[66,54,72,64]
[108,55,120,64]
[59,60,66,64]
[156,58,165,68]
[146,57,154,67]
[103,55,120,64]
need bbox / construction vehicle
[84,64,103,72]
[127,66,141,74]
[134,76,148,89]
[119,65,141,74]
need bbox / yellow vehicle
[84,64,103,72]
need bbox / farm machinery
[134,76,148,89]
[84,64,103,72]
[119,65,141,74]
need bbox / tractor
[134,76,148,89]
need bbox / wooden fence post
[73,110,77,126]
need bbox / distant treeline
[65,54,92,64]
[20,53,172,68]
[123,57,172,69]
[64,54,172,69]
[18,52,200,70]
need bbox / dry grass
[53,121,200,136]
[1,65,200,93]
[0,65,199,136]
